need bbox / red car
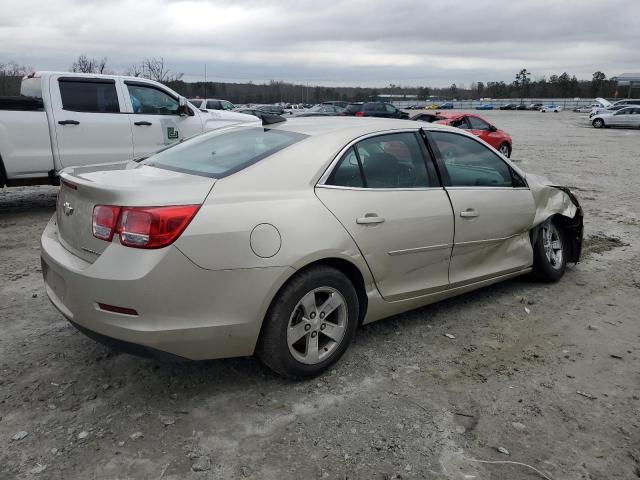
[434,112,513,157]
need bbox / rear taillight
[92,204,199,249]
[354,111,365,117]
[92,205,121,241]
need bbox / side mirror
[178,96,191,116]
[489,125,497,132]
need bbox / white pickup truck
[0,71,260,187]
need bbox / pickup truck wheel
[592,118,605,128]
[532,218,567,282]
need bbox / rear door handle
[134,121,153,126]
[460,209,479,218]
[356,214,385,225]
[58,120,80,125]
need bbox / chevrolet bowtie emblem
[62,201,74,216]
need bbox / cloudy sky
[1,0,638,87]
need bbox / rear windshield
[345,104,362,113]
[142,127,308,178]
[189,99,203,108]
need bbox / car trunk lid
[56,162,215,263]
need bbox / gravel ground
[1,110,639,479]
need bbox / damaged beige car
[41,118,583,378]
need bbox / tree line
[0,56,621,101]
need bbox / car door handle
[134,121,153,126]
[58,120,80,125]
[460,209,479,218]
[356,214,385,225]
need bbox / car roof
[266,116,453,139]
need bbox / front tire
[498,143,511,157]
[257,266,359,378]
[532,218,567,282]
[592,118,604,128]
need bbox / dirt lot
[1,111,639,479]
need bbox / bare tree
[141,57,183,83]
[71,54,108,74]
[124,63,144,77]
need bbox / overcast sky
[1,0,638,87]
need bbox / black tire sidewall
[258,266,359,378]
[499,143,511,157]
[532,219,567,282]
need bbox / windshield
[141,127,308,178]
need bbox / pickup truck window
[59,79,120,113]
[126,83,179,115]
[206,100,221,110]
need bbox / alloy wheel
[287,287,348,365]
[542,221,564,270]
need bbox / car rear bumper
[41,215,293,360]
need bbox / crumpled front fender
[527,174,584,263]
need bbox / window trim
[317,129,443,191]
[424,129,529,189]
[57,77,121,113]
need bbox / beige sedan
[41,117,583,377]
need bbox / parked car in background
[255,104,286,115]
[475,104,494,110]
[0,71,260,188]
[322,100,349,109]
[284,104,307,115]
[515,104,528,110]
[590,99,640,117]
[591,106,640,129]
[341,102,409,119]
[438,102,454,109]
[540,105,562,113]
[527,103,543,110]
[410,112,445,123]
[294,104,344,117]
[189,98,235,111]
[433,112,513,157]
[41,117,583,377]
[499,103,517,110]
[573,103,602,113]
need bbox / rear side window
[143,127,308,178]
[206,100,221,109]
[59,79,120,113]
[345,104,362,113]
[326,132,437,188]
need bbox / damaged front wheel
[532,218,567,282]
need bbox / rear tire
[532,218,567,282]
[257,266,359,378]
[592,118,604,128]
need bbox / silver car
[591,106,640,128]
[41,118,583,377]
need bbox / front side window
[221,101,235,110]
[384,103,397,113]
[127,83,178,115]
[430,131,513,187]
[326,132,437,188]
[142,127,307,178]
[59,80,119,113]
